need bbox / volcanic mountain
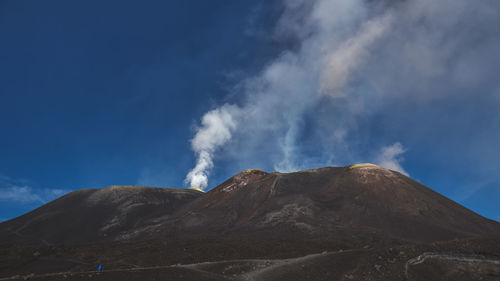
[154,165,499,242]
[1,165,500,281]
[0,186,202,244]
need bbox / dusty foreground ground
[1,235,500,281]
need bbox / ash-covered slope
[159,165,500,242]
[0,186,202,244]
[1,166,500,281]
[1,165,499,245]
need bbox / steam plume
[185,0,500,189]
[374,142,408,176]
[185,105,238,190]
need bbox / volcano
[159,166,499,242]
[1,165,500,281]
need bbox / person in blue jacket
[98,264,102,271]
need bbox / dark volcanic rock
[1,166,499,244]
[0,186,202,244]
[1,165,500,280]
[135,165,500,242]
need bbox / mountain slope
[149,165,500,242]
[1,165,499,245]
[1,166,500,281]
[0,186,203,244]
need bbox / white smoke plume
[185,0,500,189]
[374,142,408,176]
[321,13,393,97]
[185,105,239,189]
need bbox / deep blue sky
[1,0,500,222]
[0,0,282,220]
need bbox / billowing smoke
[185,105,239,189]
[320,13,393,97]
[186,0,500,189]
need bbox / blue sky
[1,0,500,222]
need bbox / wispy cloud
[0,185,44,203]
[0,174,69,204]
[451,180,494,203]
